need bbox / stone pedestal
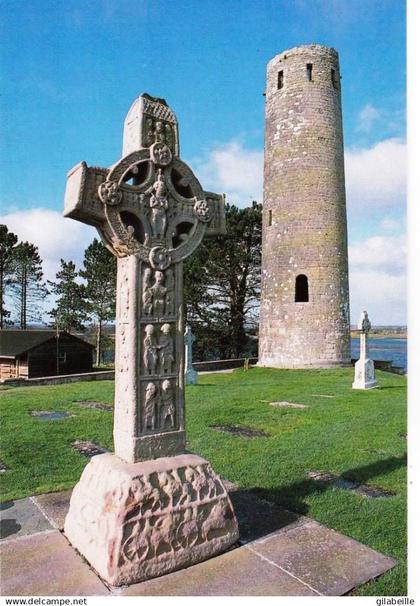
[185,367,198,385]
[352,358,378,390]
[65,453,238,586]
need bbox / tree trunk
[0,264,4,329]
[21,269,27,329]
[95,320,102,367]
[23,270,27,329]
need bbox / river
[351,337,407,372]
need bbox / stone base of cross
[352,311,379,390]
[352,358,378,390]
[63,94,238,586]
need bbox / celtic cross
[64,93,225,462]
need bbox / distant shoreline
[350,331,407,340]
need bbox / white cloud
[349,270,406,325]
[349,234,406,276]
[345,138,406,211]
[356,104,381,133]
[349,231,406,324]
[0,208,94,283]
[190,140,263,205]
[379,217,405,233]
[191,137,406,215]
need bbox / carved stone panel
[141,322,176,377]
[140,378,177,434]
[123,93,180,157]
[64,453,239,586]
[141,266,175,321]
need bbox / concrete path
[0,485,396,596]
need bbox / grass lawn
[0,367,406,595]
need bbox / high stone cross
[63,94,238,586]
[352,310,378,390]
[64,94,225,462]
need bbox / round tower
[258,44,351,368]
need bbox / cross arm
[203,192,226,237]
[63,161,108,227]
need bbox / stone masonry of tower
[258,44,351,368]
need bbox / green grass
[0,368,406,595]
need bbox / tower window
[331,68,338,89]
[268,210,272,226]
[295,274,309,302]
[277,70,284,89]
[306,63,313,82]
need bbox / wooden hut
[0,330,94,381]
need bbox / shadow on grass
[374,386,406,390]
[341,455,406,484]
[231,455,407,542]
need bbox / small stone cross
[357,310,371,359]
[64,93,225,462]
[352,310,378,390]
[184,325,198,385]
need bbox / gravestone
[352,311,378,390]
[184,325,198,385]
[63,93,238,586]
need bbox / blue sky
[0,0,406,324]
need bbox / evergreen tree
[79,239,117,365]
[184,201,262,359]
[48,260,88,332]
[11,242,48,328]
[0,224,18,328]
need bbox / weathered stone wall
[259,44,351,368]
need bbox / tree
[79,239,117,366]
[48,260,88,332]
[0,224,18,328]
[11,242,48,328]
[184,201,262,359]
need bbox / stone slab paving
[0,530,108,596]
[229,488,307,544]
[307,471,395,499]
[269,401,308,409]
[32,490,73,530]
[118,543,319,596]
[310,394,336,398]
[247,520,396,597]
[0,498,52,540]
[0,487,397,596]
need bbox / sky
[0,0,407,325]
